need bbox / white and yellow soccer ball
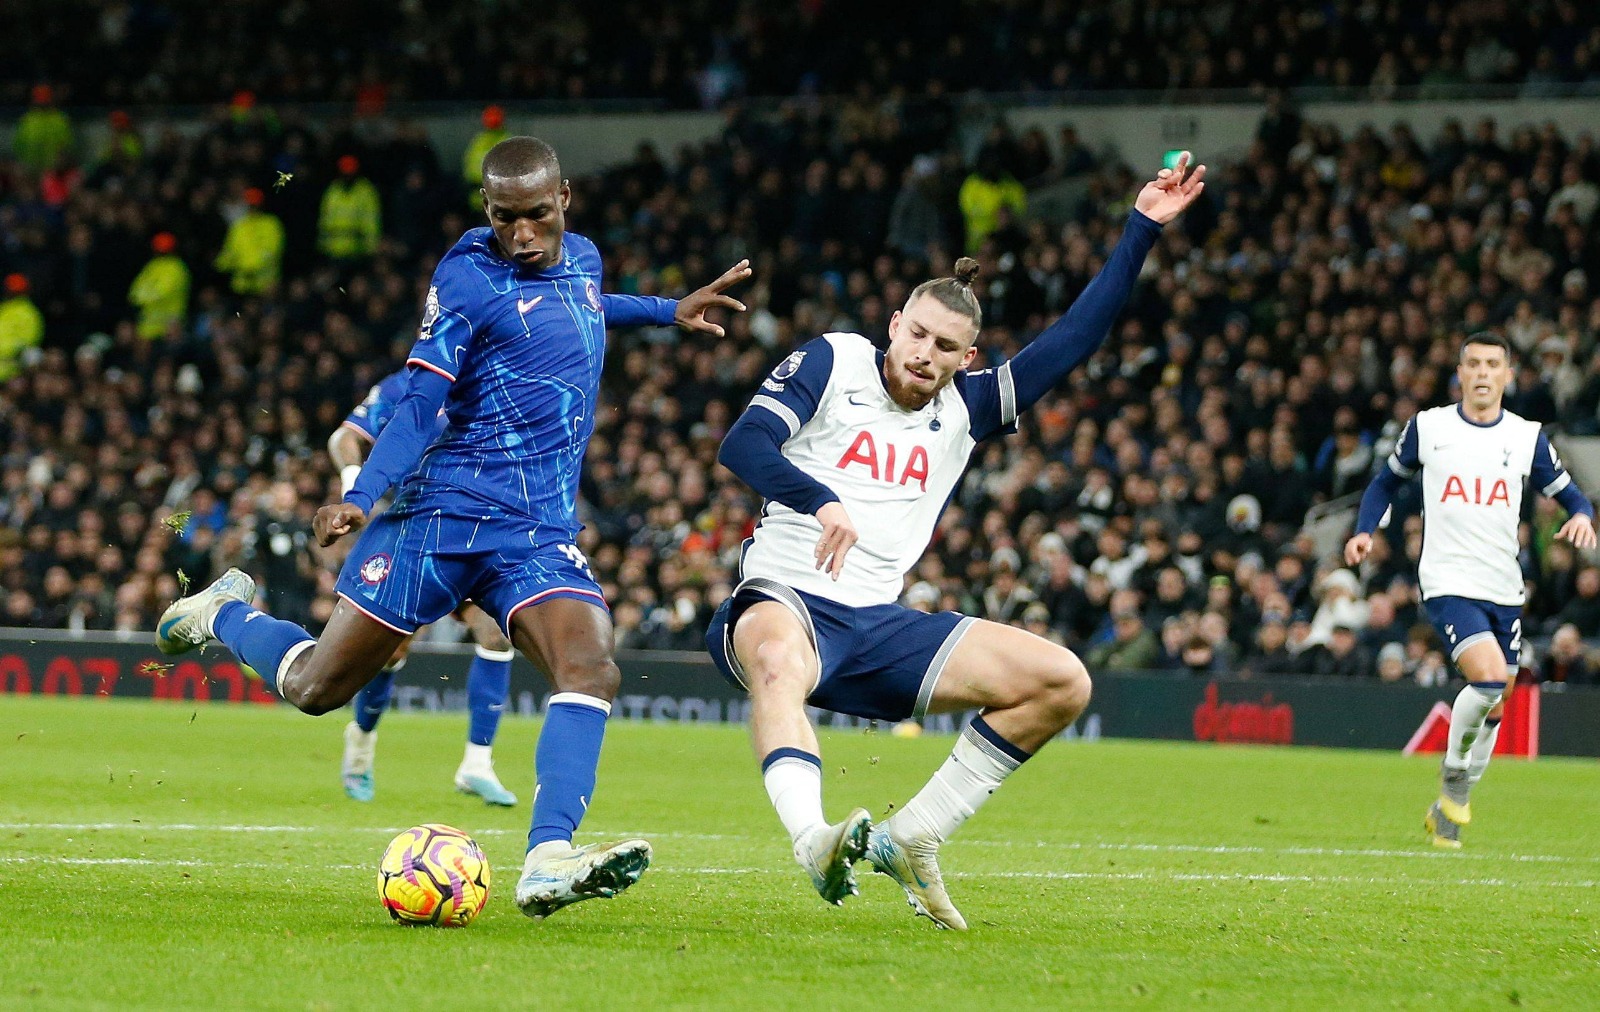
[378,824,491,927]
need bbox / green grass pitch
[2,695,1597,1009]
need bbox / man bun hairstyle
[906,257,983,329]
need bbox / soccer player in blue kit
[327,369,520,807]
[157,136,751,918]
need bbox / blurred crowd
[6,0,1600,111]
[5,71,1600,686]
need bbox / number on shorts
[559,543,595,580]
[1509,618,1522,656]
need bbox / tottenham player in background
[156,136,751,918]
[708,154,1205,929]
[1346,333,1595,849]
[326,370,519,807]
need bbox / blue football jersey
[342,369,449,443]
[402,228,608,536]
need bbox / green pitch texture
[2,696,1596,1009]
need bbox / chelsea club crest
[360,553,392,585]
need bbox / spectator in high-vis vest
[128,232,190,339]
[0,273,44,381]
[461,105,507,202]
[214,187,285,296]
[13,84,74,174]
[317,155,382,262]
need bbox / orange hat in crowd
[31,84,53,105]
[482,105,505,129]
[337,154,360,176]
[4,274,29,296]
[230,89,256,111]
[152,232,177,254]
[243,187,265,207]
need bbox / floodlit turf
[1,696,1597,1009]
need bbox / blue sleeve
[1532,431,1594,517]
[406,260,475,383]
[1355,467,1406,534]
[743,338,834,440]
[601,293,677,329]
[344,368,452,513]
[1001,210,1163,415]
[1355,418,1418,533]
[342,371,407,441]
[716,338,840,515]
[953,367,1018,442]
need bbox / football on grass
[378,823,491,926]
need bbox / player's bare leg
[734,601,872,906]
[868,620,1091,930]
[453,603,519,805]
[158,569,407,715]
[507,598,649,918]
[1428,638,1513,848]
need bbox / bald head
[482,136,561,184]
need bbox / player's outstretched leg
[342,646,409,802]
[158,571,407,717]
[869,620,1090,930]
[1428,638,1511,848]
[506,598,649,919]
[731,601,871,907]
[454,605,517,806]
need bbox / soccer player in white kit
[1345,333,1595,848]
[707,155,1206,928]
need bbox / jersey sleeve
[342,372,407,442]
[405,259,475,382]
[743,337,835,439]
[1531,430,1595,517]
[601,293,678,329]
[954,365,1019,442]
[1386,416,1420,477]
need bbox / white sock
[893,718,1026,844]
[1466,717,1502,789]
[1445,683,1504,771]
[761,749,825,844]
[461,742,493,771]
[382,655,407,674]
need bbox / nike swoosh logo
[848,395,870,407]
[517,296,543,314]
[245,611,262,622]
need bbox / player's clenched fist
[1343,532,1372,567]
[813,501,858,581]
[315,502,369,547]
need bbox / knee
[552,656,621,701]
[746,638,813,697]
[284,676,344,717]
[1037,651,1092,717]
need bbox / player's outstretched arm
[1533,431,1597,548]
[674,259,752,337]
[325,367,451,547]
[327,426,370,496]
[999,154,1205,419]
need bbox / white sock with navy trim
[761,748,825,844]
[1445,682,1503,772]
[1466,716,1502,789]
[893,715,1029,844]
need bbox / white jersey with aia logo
[1388,404,1573,606]
[738,332,1017,607]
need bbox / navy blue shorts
[335,482,606,637]
[1422,595,1523,675]
[704,577,977,723]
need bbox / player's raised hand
[314,502,369,547]
[814,501,858,581]
[1133,151,1207,224]
[675,259,752,338]
[1344,532,1373,567]
[1557,513,1597,550]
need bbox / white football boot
[865,820,968,930]
[514,839,652,919]
[793,808,872,905]
[155,568,257,655]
